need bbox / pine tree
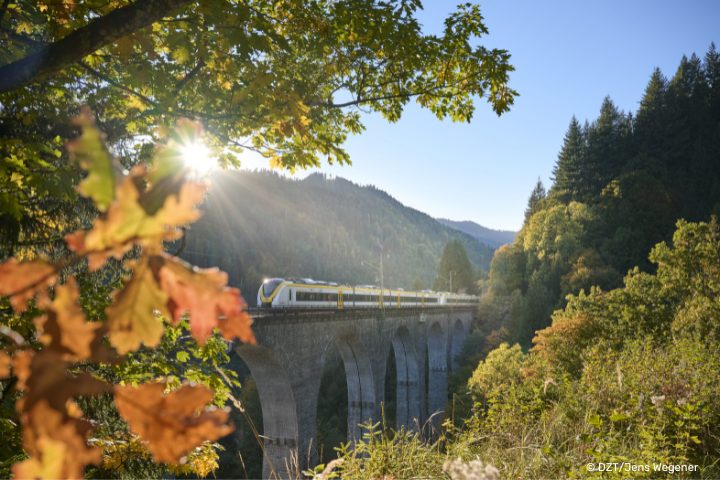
[631,68,671,172]
[433,240,476,293]
[525,178,546,221]
[706,43,720,110]
[585,96,630,196]
[551,117,586,202]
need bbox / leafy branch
[0,111,255,478]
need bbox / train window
[296,291,337,302]
[262,278,284,297]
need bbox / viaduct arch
[233,307,475,478]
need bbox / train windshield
[262,278,284,297]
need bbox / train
[257,277,479,309]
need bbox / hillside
[436,218,515,248]
[181,171,495,294]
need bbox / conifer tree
[706,43,720,110]
[585,97,630,196]
[551,117,586,202]
[524,178,546,221]
[634,68,669,163]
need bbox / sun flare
[181,141,215,175]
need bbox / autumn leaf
[66,167,206,270]
[17,400,103,480]
[35,279,103,361]
[13,436,67,480]
[106,257,168,354]
[66,168,161,269]
[0,258,56,311]
[0,352,10,378]
[13,350,109,412]
[114,382,233,464]
[67,108,116,212]
[13,350,108,479]
[153,180,206,227]
[157,255,255,344]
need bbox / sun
[181,140,215,175]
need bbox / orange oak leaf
[157,256,255,344]
[106,257,169,354]
[34,279,103,361]
[13,436,68,480]
[13,350,108,479]
[153,180,206,227]
[13,350,110,412]
[0,258,56,311]
[66,167,207,271]
[65,167,160,270]
[114,382,233,464]
[16,400,103,480]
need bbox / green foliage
[433,239,478,293]
[457,219,720,478]
[468,343,525,402]
[328,421,446,480]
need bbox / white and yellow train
[257,277,479,309]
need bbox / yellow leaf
[106,257,168,354]
[16,21,33,34]
[67,109,116,212]
[13,437,67,480]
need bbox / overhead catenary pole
[379,242,385,310]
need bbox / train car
[257,277,474,309]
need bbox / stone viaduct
[232,306,475,478]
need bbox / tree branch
[174,59,205,94]
[0,0,194,93]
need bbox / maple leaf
[106,256,169,354]
[67,108,117,212]
[114,382,233,464]
[35,279,103,361]
[0,258,56,311]
[157,255,255,344]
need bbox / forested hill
[181,170,495,293]
[483,45,720,346]
[436,218,516,248]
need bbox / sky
[242,0,720,231]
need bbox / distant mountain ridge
[181,170,496,293]
[437,218,516,248]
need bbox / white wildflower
[443,457,500,480]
